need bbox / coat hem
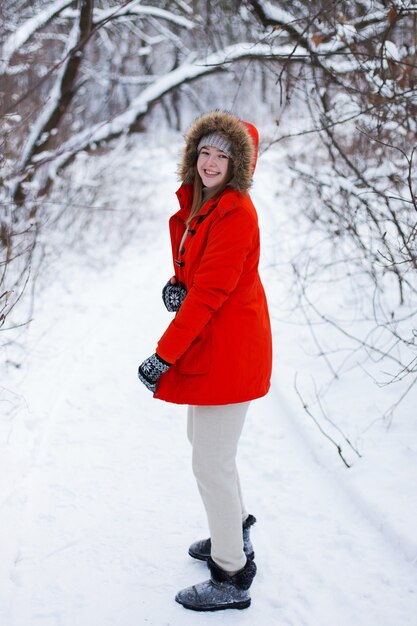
[153,384,271,406]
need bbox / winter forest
[1,1,417,624]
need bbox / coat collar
[174,183,231,223]
[175,184,193,221]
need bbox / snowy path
[1,177,417,625]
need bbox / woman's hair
[186,159,233,225]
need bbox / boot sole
[175,597,251,611]
[188,549,255,562]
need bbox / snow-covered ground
[1,138,416,625]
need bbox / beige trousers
[187,401,250,573]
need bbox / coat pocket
[178,325,212,375]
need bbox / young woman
[138,111,272,611]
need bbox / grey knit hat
[197,132,234,159]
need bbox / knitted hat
[197,132,234,159]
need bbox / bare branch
[294,373,352,468]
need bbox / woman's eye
[219,154,228,159]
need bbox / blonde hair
[186,160,233,225]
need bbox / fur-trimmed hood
[178,111,259,194]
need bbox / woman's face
[197,146,230,188]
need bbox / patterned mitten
[138,353,171,392]
[162,280,187,312]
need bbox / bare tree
[247,0,417,442]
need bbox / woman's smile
[197,146,229,187]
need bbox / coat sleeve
[156,206,256,364]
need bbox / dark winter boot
[188,514,256,561]
[175,556,257,612]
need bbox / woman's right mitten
[162,280,187,312]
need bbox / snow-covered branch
[35,41,308,180]
[1,0,73,72]
[61,3,196,29]
[0,0,184,75]
[249,0,305,31]
[12,0,94,201]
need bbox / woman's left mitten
[162,281,187,312]
[138,353,170,392]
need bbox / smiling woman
[137,110,272,612]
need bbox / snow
[336,22,357,43]
[256,1,302,28]
[1,0,73,71]
[61,3,196,30]
[37,41,308,182]
[1,136,417,625]
[384,40,401,61]
[95,3,196,29]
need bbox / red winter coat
[154,112,272,405]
